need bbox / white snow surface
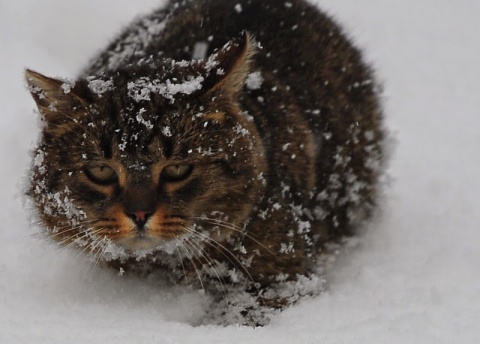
[1,0,480,342]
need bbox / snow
[192,41,209,60]
[245,71,264,90]
[136,108,154,130]
[87,76,114,95]
[127,75,204,102]
[1,0,480,342]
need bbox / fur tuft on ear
[203,32,257,98]
[25,69,89,135]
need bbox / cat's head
[26,33,267,259]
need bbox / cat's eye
[161,164,193,182]
[84,164,118,185]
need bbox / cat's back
[87,0,358,80]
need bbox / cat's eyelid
[167,154,197,164]
[160,163,193,183]
[84,162,119,185]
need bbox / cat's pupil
[85,164,118,185]
[161,164,193,182]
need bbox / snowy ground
[1,0,479,342]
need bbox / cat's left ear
[25,69,89,125]
[202,32,256,98]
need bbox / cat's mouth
[117,232,165,251]
[97,204,190,252]
[115,224,184,250]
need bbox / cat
[25,0,384,326]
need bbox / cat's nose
[123,185,157,229]
[126,210,153,229]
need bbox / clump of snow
[60,80,75,94]
[246,71,263,90]
[234,4,243,13]
[161,126,172,137]
[135,108,154,129]
[192,41,209,60]
[127,75,204,102]
[31,148,87,228]
[87,76,114,95]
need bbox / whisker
[192,216,277,257]
[174,241,189,285]
[181,225,260,293]
[89,238,109,277]
[177,240,205,293]
[48,222,95,240]
[56,227,94,247]
[67,227,105,258]
[184,237,229,299]
[29,219,98,240]
[74,228,108,275]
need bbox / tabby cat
[26,0,384,326]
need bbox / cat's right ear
[201,32,256,99]
[25,69,89,132]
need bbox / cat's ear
[203,32,256,98]
[25,69,89,126]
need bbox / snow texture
[127,75,204,102]
[2,0,480,342]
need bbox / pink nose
[126,210,152,228]
[134,211,148,223]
